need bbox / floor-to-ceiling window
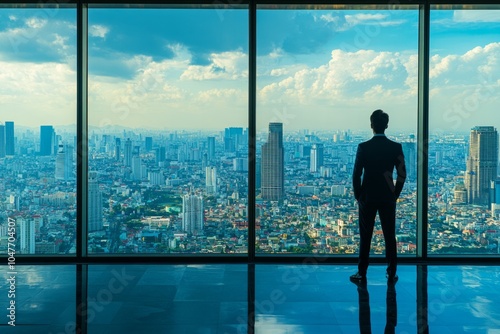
[429,5,500,255]
[2,2,500,261]
[87,6,249,254]
[0,6,76,255]
[256,5,419,255]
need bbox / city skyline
[1,119,500,255]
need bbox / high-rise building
[205,166,217,194]
[261,122,284,201]
[182,193,204,235]
[19,218,36,254]
[115,138,121,161]
[40,125,55,156]
[310,143,324,173]
[224,127,244,152]
[207,136,216,161]
[5,121,14,156]
[124,138,132,167]
[145,136,153,151]
[0,123,5,158]
[55,144,74,180]
[88,171,103,232]
[155,146,166,164]
[132,155,142,180]
[402,141,416,182]
[465,126,498,205]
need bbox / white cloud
[345,13,388,25]
[0,60,76,125]
[25,17,47,29]
[270,68,289,77]
[430,42,500,82]
[319,13,340,24]
[453,10,500,23]
[9,15,17,21]
[180,50,248,80]
[89,25,109,38]
[260,49,416,105]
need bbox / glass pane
[88,7,248,255]
[256,6,418,255]
[429,6,500,255]
[0,7,76,255]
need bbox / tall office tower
[0,124,5,158]
[155,146,166,164]
[465,126,498,205]
[202,153,208,169]
[205,166,217,194]
[19,218,35,254]
[145,136,153,151]
[115,138,121,161]
[55,144,73,180]
[124,138,132,167]
[88,171,103,232]
[224,127,243,152]
[40,125,55,156]
[261,122,285,201]
[207,136,216,161]
[5,121,14,156]
[55,144,65,179]
[132,155,142,180]
[181,193,204,235]
[310,143,324,173]
[402,141,416,182]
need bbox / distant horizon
[0,120,489,137]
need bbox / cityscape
[0,120,499,256]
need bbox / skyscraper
[19,218,35,254]
[155,146,166,164]
[224,127,243,152]
[40,125,55,156]
[205,166,217,194]
[182,193,204,235]
[310,143,324,173]
[402,141,416,182]
[88,171,103,232]
[124,138,132,167]
[261,122,284,201]
[0,124,5,158]
[5,121,14,156]
[55,144,74,180]
[465,126,498,205]
[145,136,153,151]
[207,136,215,161]
[115,138,121,161]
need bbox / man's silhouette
[351,109,406,282]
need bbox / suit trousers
[357,200,397,276]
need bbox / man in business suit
[351,109,406,283]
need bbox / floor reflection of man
[353,281,398,334]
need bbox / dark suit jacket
[352,135,406,202]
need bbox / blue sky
[0,7,499,132]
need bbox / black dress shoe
[350,272,366,282]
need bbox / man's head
[370,109,389,134]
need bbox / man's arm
[394,143,406,199]
[352,145,363,201]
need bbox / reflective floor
[1,264,500,333]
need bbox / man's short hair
[370,109,389,133]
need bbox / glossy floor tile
[1,264,500,333]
